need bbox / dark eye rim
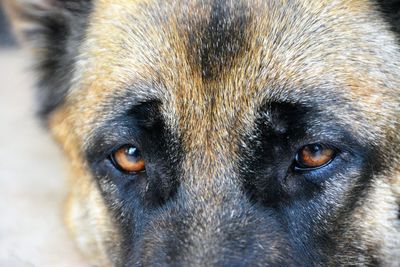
[293,143,338,172]
[109,144,146,174]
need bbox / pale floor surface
[0,49,90,267]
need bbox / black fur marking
[186,0,250,80]
[240,102,375,203]
[376,0,400,36]
[19,0,92,121]
[238,101,383,264]
[85,100,183,265]
[86,100,182,208]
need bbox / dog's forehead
[66,0,399,148]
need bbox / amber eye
[295,144,336,170]
[111,145,145,173]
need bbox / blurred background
[0,3,89,267]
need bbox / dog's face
[5,0,400,266]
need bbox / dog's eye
[111,145,145,173]
[295,144,335,170]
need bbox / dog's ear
[3,0,92,120]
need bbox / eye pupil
[309,144,322,153]
[126,147,139,158]
[303,144,324,159]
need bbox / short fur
[4,0,400,266]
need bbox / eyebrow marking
[82,97,163,153]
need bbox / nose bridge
[176,103,249,239]
[181,137,240,206]
[158,144,295,264]
[181,157,243,231]
[138,179,296,267]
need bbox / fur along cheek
[358,178,400,265]
[65,178,121,267]
[334,177,400,266]
[50,104,122,266]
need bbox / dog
[4,0,400,266]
